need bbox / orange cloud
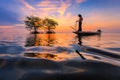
[37,0,59,8]
[19,0,85,17]
[36,0,71,16]
[0,26,13,28]
[75,0,86,3]
[58,1,71,15]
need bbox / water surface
[0,28,120,62]
[0,28,120,80]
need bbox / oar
[76,50,86,60]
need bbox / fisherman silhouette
[76,14,83,32]
[97,29,102,33]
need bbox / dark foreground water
[0,28,120,80]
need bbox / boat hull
[73,31,101,36]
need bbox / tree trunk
[48,26,50,32]
[34,27,38,33]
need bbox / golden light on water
[24,52,78,61]
[25,34,56,46]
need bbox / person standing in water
[76,14,83,32]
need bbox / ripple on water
[0,46,25,54]
[0,57,120,80]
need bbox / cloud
[19,0,35,10]
[58,0,71,15]
[0,26,14,29]
[34,0,85,16]
[75,0,86,3]
[36,0,71,16]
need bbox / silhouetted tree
[24,16,43,33]
[43,18,58,33]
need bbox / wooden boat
[73,31,101,36]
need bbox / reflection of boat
[75,33,101,46]
[76,34,120,60]
[73,31,101,36]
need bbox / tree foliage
[24,16,58,33]
[24,16,43,32]
[43,18,58,31]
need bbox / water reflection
[24,33,78,61]
[25,34,56,47]
[24,53,62,61]
[76,34,101,46]
[23,52,76,61]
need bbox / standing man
[77,14,83,32]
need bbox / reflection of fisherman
[76,14,83,32]
[78,36,82,45]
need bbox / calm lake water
[0,28,120,62]
[0,28,120,80]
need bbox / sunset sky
[0,0,120,32]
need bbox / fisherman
[97,29,102,33]
[76,14,83,32]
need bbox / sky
[0,0,120,32]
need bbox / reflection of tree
[24,53,57,60]
[24,52,66,61]
[45,34,56,46]
[25,34,56,47]
[25,34,37,47]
